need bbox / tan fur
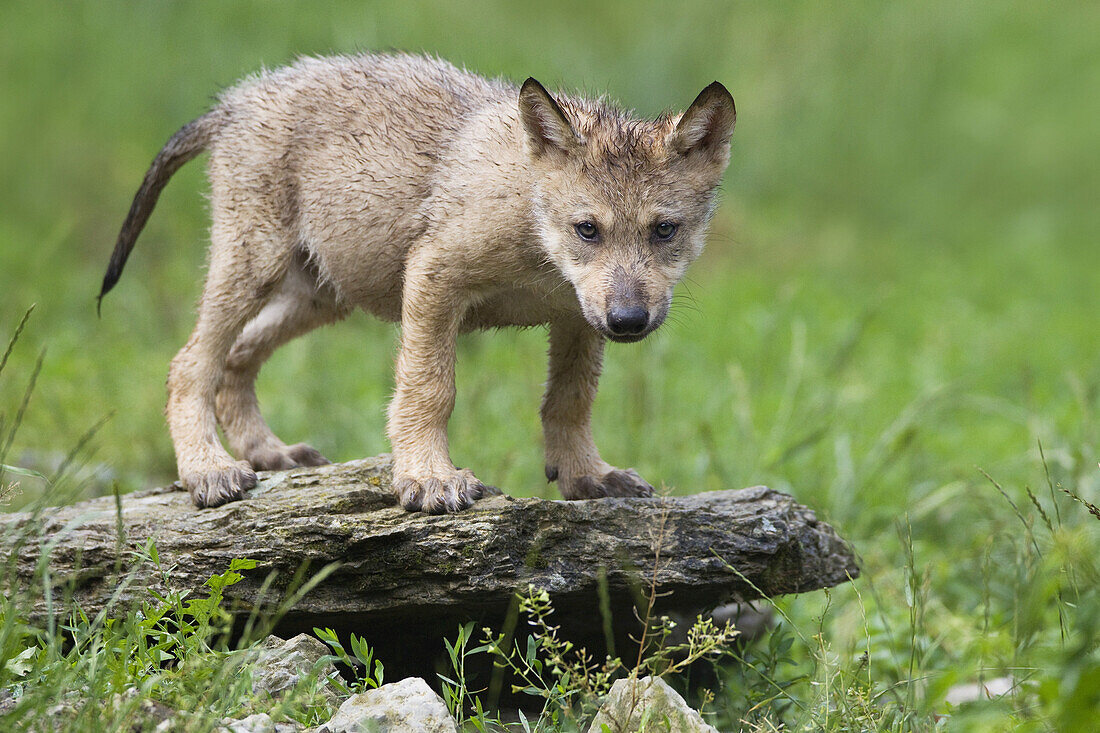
[101,53,736,512]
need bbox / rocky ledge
[0,455,858,679]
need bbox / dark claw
[395,476,425,512]
[423,477,447,514]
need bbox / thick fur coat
[100,53,736,512]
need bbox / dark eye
[574,221,600,242]
[654,221,678,241]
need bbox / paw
[558,468,654,500]
[246,442,330,471]
[393,467,494,514]
[182,460,257,508]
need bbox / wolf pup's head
[520,78,735,342]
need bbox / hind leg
[167,225,289,507]
[216,259,347,470]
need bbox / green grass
[2,0,1100,729]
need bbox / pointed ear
[668,81,736,160]
[519,77,581,157]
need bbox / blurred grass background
[3,0,1100,726]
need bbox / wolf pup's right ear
[668,81,736,163]
[519,78,582,157]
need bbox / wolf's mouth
[589,319,658,343]
[605,331,650,344]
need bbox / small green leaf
[0,463,47,481]
[4,646,36,677]
[228,558,257,573]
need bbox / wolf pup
[99,53,735,513]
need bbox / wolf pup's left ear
[668,81,736,162]
[519,78,582,157]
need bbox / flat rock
[0,455,857,680]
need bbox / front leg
[541,318,654,499]
[387,254,492,513]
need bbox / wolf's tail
[97,109,228,313]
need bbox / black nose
[607,306,649,336]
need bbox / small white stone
[945,675,1015,706]
[220,712,276,733]
[317,677,456,733]
[588,676,718,733]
